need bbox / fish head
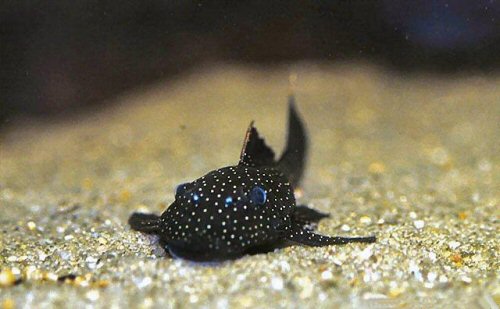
[162,165,295,258]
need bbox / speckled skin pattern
[161,166,293,259]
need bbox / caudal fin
[277,96,308,188]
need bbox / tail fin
[128,213,162,234]
[277,96,308,187]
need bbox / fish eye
[250,186,267,205]
[175,182,190,197]
[225,196,233,206]
[192,193,200,203]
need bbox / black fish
[129,97,375,261]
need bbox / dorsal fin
[277,96,308,187]
[239,122,275,167]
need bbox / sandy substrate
[0,64,499,308]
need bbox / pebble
[27,221,36,231]
[0,269,16,287]
[271,277,284,290]
[359,216,372,225]
[320,270,333,281]
[359,247,373,260]
[448,241,461,250]
[341,224,350,232]
[86,290,100,301]
[2,299,15,309]
[414,220,425,229]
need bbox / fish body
[129,97,375,261]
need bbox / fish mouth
[166,240,243,262]
[165,240,250,264]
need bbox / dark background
[1,0,499,125]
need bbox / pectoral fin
[128,213,162,234]
[286,225,376,246]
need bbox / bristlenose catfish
[129,97,375,261]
